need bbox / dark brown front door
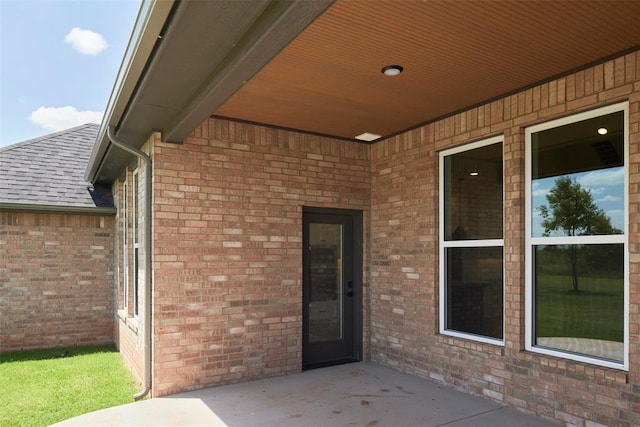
[303,207,362,369]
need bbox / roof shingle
[0,124,114,210]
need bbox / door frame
[302,206,363,369]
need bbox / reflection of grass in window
[536,274,623,342]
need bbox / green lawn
[535,274,624,342]
[0,344,139,427]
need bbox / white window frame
[133,170,139,318]
[439,135,505,345]
[524,102,629,370]
[122,181,129,312]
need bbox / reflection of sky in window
[532,166,624,237]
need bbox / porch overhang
[86,0,335,184]
[86,0,640,185]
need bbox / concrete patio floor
[53,362,558,426]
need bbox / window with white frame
[439,136,504,343]
[133,171,139,317]
[122,181,129,312]
[525,102,628,369]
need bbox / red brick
[108,49,640,427]
[0,212,114,353]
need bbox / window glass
[534,244,624,362]
[133,172,139,317]
[308,223,343,343]
[122,181,128,311]
[531,112,624,238]
[440,137,503,343]
[446,246,503,339]
[444,143,503,241]
[527,104,627,368]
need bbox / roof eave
[85,0,176,184]
[85,0,334,185]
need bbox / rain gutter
[0,203,116,216]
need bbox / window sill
[525,344,628,375]
[116,309,139,335]
[127,321,139,334]
[436,333,505,356]
[521,348,629,384]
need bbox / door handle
[347,281,354,297]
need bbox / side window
[133,171,139,317]
[525,103,627,369]
[439,136,504,343]
[122,181,128,312]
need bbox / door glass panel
[309,223,343,343]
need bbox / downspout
[107,126,152,401]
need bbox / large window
[525,103,628,369]
[439,136,504,343]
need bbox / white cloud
[578,168,624,187]
[532,187,549,197]
[597,194,622,203]
[29,106,103,131]
[65,27,108,55]
[532,181,557,197]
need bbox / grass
[535,274,624,342]
[0,344,139,427]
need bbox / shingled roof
[0,123,115,214]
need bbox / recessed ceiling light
[469,171,479,176]
[598,127,608,135]
[381,65,403,76]
[355,132,382,142]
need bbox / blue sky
[0,0,141,148]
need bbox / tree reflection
[538,176,620,292]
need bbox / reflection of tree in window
[528,106,626,364]
[538,176,620,292]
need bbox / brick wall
[0,211,115,352]
[150,122,370,396]
[370,50,640,426]
[107,48,639,425]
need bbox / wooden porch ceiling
[215,0,640,142]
